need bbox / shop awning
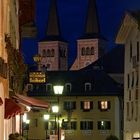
[0,97,3,106]
[13,94,49,109]
[5,98,22,119]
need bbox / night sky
[21,0,140,66]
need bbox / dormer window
[85,83,91,91]
[46,83,52,92]
[27,84,33,91]
[65,83,72,92]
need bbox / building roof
[27,69,123,97]
[81,46,124,74]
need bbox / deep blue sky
[21,0,140,66]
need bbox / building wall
[27,95,122,140]
[0,0,21,140]
[124,22,140,140]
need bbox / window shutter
[90,101,93,109]
[98,101,101,109]
[108,101,111,109]
[81,101,83,109]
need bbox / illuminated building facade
[116,11,140,140]
[26,70,123,140]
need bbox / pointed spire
[85,0,100,34]
[47,0,60,36]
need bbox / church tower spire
[38,0,68,71]
[85,0,100,34]
[70,0,107,70]
[47,0,60,37]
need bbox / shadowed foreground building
[26,70,123,140]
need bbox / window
[81,101,93,111]
[135,101,138,121]
[42,49,46,57]
[85,83,91,91]
[136,70,139,87]
[51,49,55,57]
[91,47,94,55]
[98,101,110,111]
[44,122,49,130]
[98,121,111,130]
[130,41,132,61]
[86,47,90,55]
[80,121,93,130]
[47,49,51,57]
[137,41,139,61]
[81,48,86,56]
[131,72,134,87]
[64,101,76,110]
[62,121,77,130]
[129,91,131,101]
[27,84,33,91]
[126,102,130,121]
[46,84,52,92]
[127,74,130,89]
[131,101,134,119]
[135,89,138,100]
[65,83,72,92]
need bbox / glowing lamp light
[53,85,64,95]
[44,114,50,120]
[52,105,59,113]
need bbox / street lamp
[53,85,64,140]
[44,114,50,140]
[33,54,42,71]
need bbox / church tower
[70,0,107,70]
[38,0,68,71]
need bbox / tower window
[86,47,90,55]
[81,48,86,56]
[91,47,94,55]
[51,49,55,57]
[47,49,51,57]
[42,49,46,57]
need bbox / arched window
[42,49,46,57]
[85,83,92,91]
[81,48,85,56]
[51,49,55,57]
[65,83,72,92]
[47,49,51,57]
[91,47,94,55]
[86,47,90,55]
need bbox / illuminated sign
[29,72,46,83]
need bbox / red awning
[0,97,3,106]
[13,94,49,109]
[5,98,22,119]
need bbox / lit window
[84,101,90,110]
[98,101,110,111]
[81,101,93,111]
[98,121,111,130]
